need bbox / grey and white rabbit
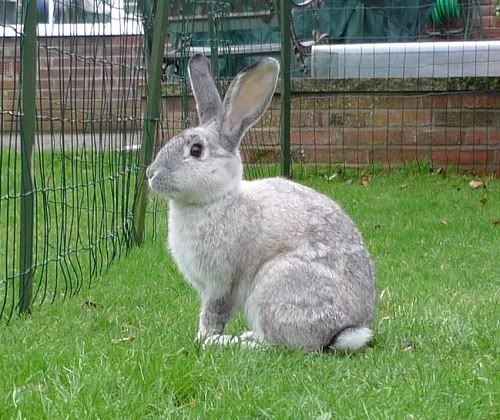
[147,54,376,352]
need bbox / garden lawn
[1,168,499,418]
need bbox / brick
[3,29,500,175]
[431,96,449,108]
[430,110,495,128]
[401,96,434,109]
[341,128,380,146]
[487,129,500,145]
[480,3,495,15]
[477,110,499,127]
[373,128,404,145]
[165,112,188,130]
[403,109,432,127]
[241,147,279,164]
[0,80,16,90]
[290,130,332,146]
[0,45,19,59]
[244,129,280,147]
[431,150,490,166]
[403,128,418,144]
[385,97,404,109]
[480,16,497,28]
[291,110,323,128]
[433,110,474,127]
[298,146,368,165]
[259,110,280,128]
[369,147,431,165]
[0,62,12,78]
[418,128,463,145]
[372,110,388,127]
[423,128,500,147]
[462,129,491,145]
[286,128,420,148]
[417,96,433,108]
[387,110,402,126]
[462,95,498,109]
[288,95,378,111]
[329,110,373,128]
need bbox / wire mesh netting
[1,0,499,321]
[289,0,500,176]
[0,0,156,322]
[158,0,284,179]
[161,0,499,177]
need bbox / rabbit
[146,54,376,352]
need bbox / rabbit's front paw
[200,333,260,349]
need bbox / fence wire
[158,0,283,179]
[1,0,499,321]
[1,0,152,322]
[161,0,499,178]
[290,0,500,176]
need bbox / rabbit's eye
[190,143,203,158]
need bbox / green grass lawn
[0,150,142,321]
[1,168,499,418]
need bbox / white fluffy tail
[331,327,373,352]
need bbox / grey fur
[188,54,222,125]
[147,56,376,352]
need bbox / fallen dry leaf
[440,219,448,225]
[400,183,409,190]
[469,179,483,189]
[360,176,371,187]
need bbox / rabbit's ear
[188,54,222,125]
[220,58,279,150]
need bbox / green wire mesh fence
[1,0,499,322]
[161,0,499,178]
[158,0,285,179]
[0,0,164,322]
[288,0,500,177]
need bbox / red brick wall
[479,0,499,39]
[1,35,146,134]
[282,89,499,174]
[1,1,499,174]
[160,80,500,175]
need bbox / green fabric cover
[294,0,436,43]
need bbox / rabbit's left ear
[219,58,280,150]
[188,54,222,125]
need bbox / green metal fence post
[279,0,292,178]
[132,0,171,244]
[19,0,37,315]
[208,2,219,89]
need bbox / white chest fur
[168,200,236,298]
